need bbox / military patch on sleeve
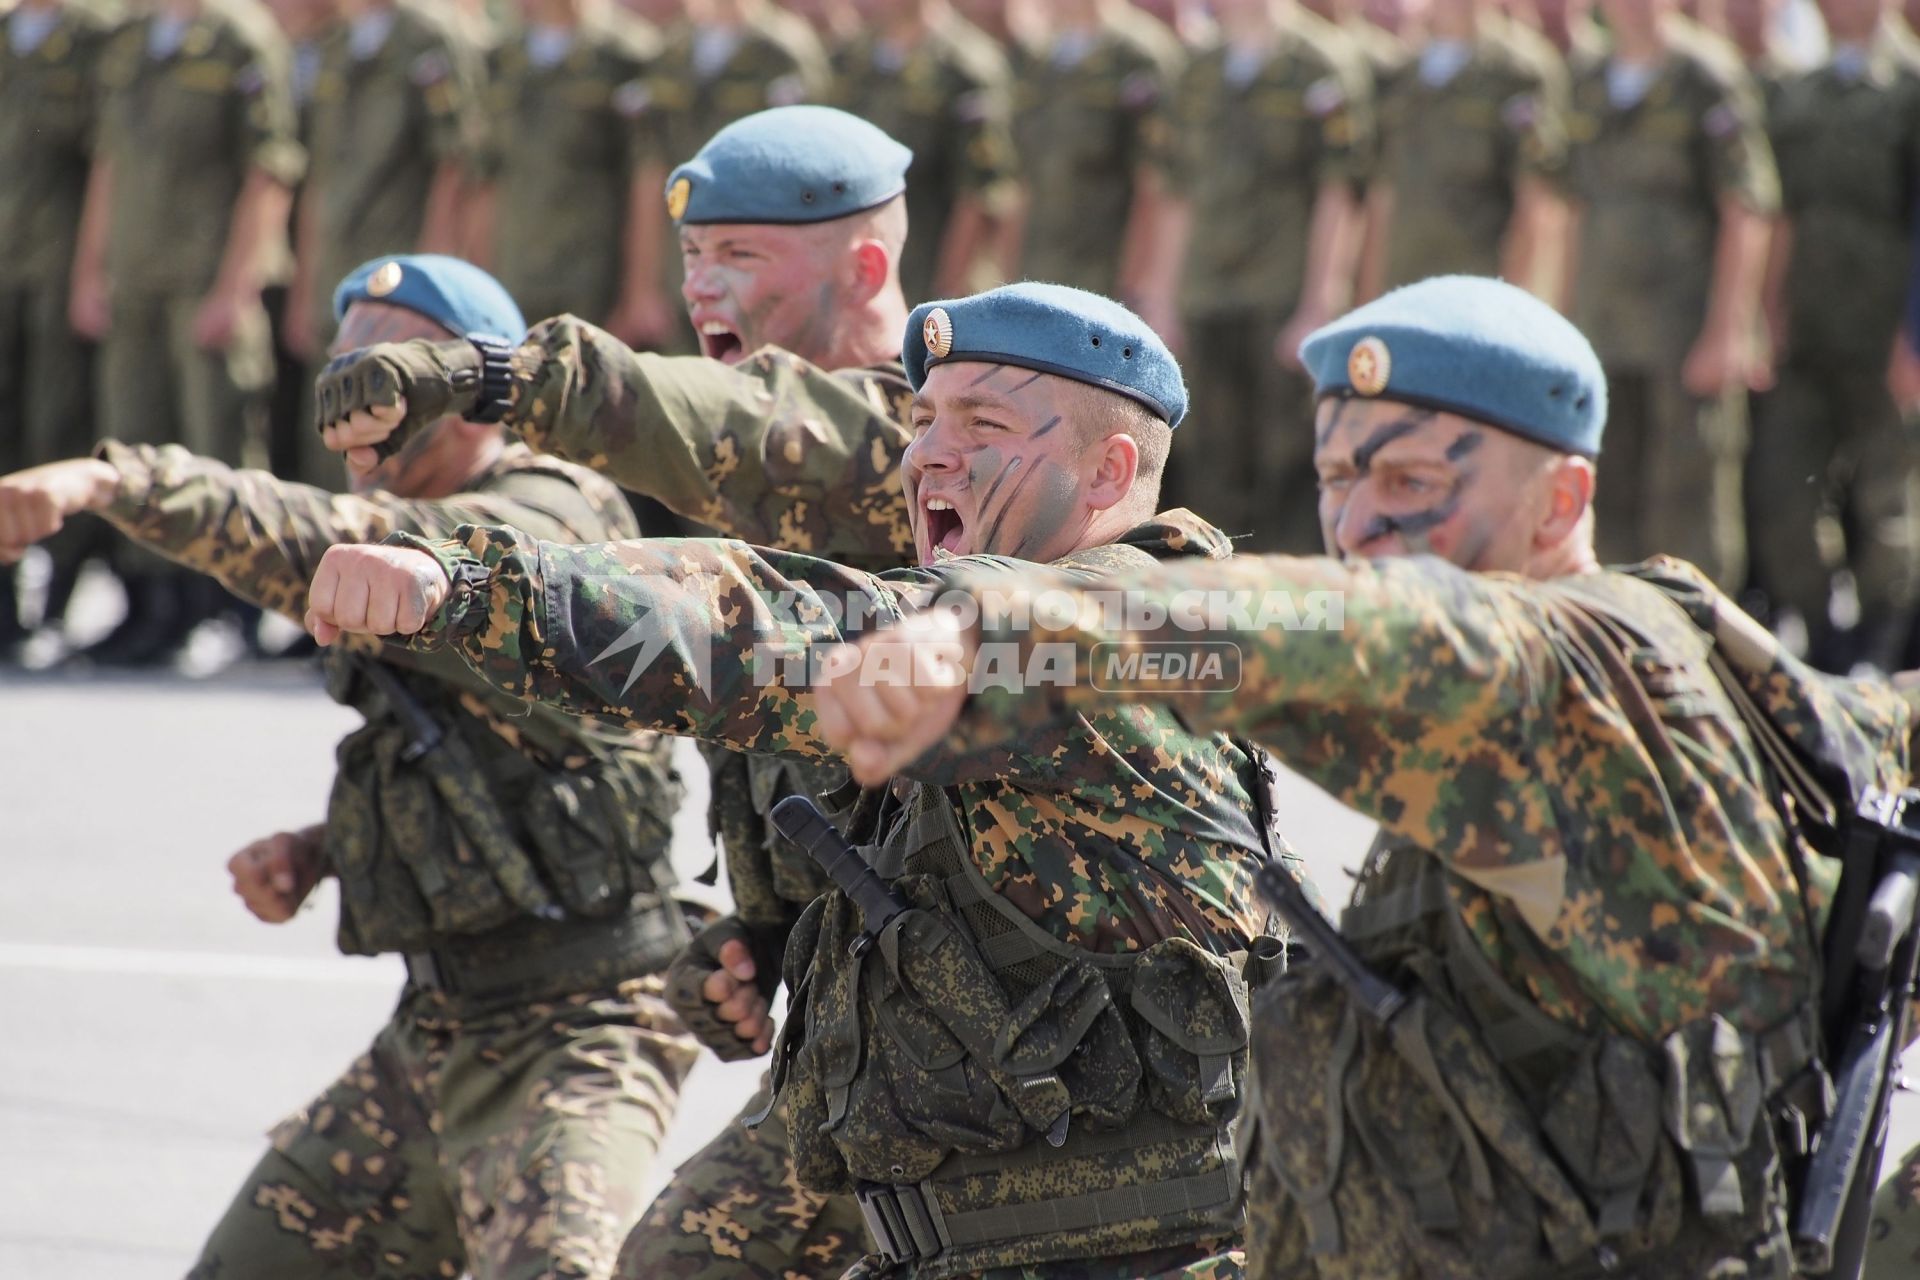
[1501,92,1538,132]
[1119,69,1161,110]
[1304,76,1347,117]
[612,78,652,118]
[1703,101,1739,139]
[765,73,807,107]
[409,49,450,87]
[233,62,266,96]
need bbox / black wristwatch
[465,333,516,424]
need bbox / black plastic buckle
[855,1183,945,1264]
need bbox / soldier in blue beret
[0,253,711,1279]
[804,273,1917,1279]
[313,106,926,1280]
[306,280,1302,1280]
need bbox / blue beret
[1301,275,1605,456]
[904,282,1188,427]
[332,254,527,342]
[667,105,912,226]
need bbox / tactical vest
[1242,567,1894,1280]
[320,642,686,963]
[768,781,1285,1279]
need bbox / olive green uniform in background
[826,10,1018,302]
[1373,21,1567,290]
[304,0,481,346]
[1162,14,1370,555]
[482,5,658,331]
[0,0,112,472]
[1748,46,1920,663]
[78,438,699,1280]
[1007,5,1182,296]
[1564,19,1778,588]
[642,10,827,351]
[0,0,118,643]
[93,0,303,470]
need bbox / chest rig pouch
[1242,571,1841,1280]
[322,652,685,957]
[766,783,1267,1279]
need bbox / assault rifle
[1793,788,1920,1278]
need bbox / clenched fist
[314,338,485,461]
[814,609,973,786]
[0,459,117,563]
[305,543,450,645]
[228,825,328,923]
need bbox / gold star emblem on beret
[1348,336,1391,396]
[367,261,404,298]
[923,308,954,360]
[666,177,692,221]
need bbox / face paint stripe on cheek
[1030,415,1062,439]
[973,458,1041,553]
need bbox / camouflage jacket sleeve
[506,318,914,561]
[402,524,1277,951]
[93,442,603,621]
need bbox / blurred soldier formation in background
[8,0,1920,676]
[8,0,1920,1277]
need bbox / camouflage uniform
[826,11,1018,302]
[1748,45,1920,665]
[1007,7,1182,296]
[1160,14,1370,555]
[1868,1139,1920,1278]
[935,550,1915,1278]
[481,5,658,330]
[391,509,1297,1279]
[1564,20,1779,587]
[80,439,700,1280]
[642,11,827,350]
[1372,22,1567,290]
[302,0,480,346]
[93,0,303,468]
[486,316,914,1277]
[0,0,116,641]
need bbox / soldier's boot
[71,570,191,667]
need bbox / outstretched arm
[315,325,914,560]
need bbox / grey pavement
[0,659,1911,1278]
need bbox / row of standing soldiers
[5,0,1920,673]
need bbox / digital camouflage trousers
[1866,1138,1920,1280]
[187,975,698,1280]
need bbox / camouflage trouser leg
[189,975,698,1280]
[617,1077,868,1278]
[1170,310,1320,556]
[1594,367,1747,590]
[1866,1139,1920,1280]
[1750,361,1920,632]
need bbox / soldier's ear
[848,240,891,301]
[1536,456,1595,550]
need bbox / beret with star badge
[666,105,913,226]
[1301,275,1606,456]
[333,254,528,343]
[904,282,1188,427]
